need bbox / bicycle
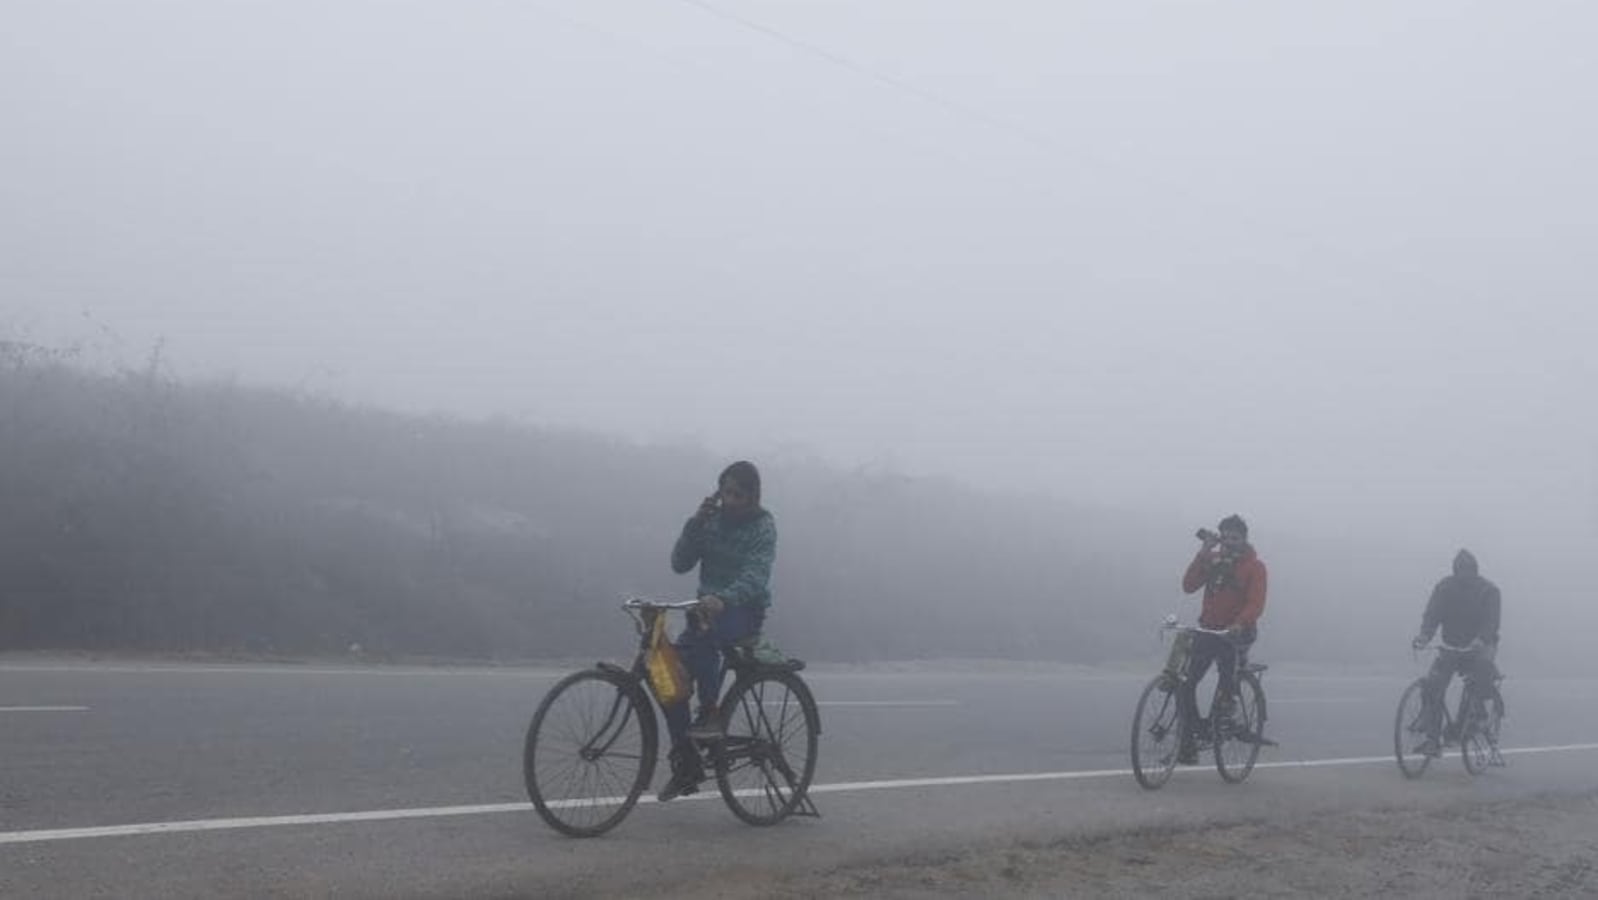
[1393,640,1505,778]
[523,597,821,837]
[1131,616,1274,790]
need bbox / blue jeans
[661,604,764,756]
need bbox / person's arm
[1482,583,1501,644]
[716,517,777,606]
[672,495,721,573]
[1417,581,1444,642]
[1235,559,1267,627]
[1182,552,1209,594]
[671,518,705,574]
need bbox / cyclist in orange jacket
[1177,514,1267,764]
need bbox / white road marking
[0,804,532,845]
[0,664,566,677]
[774,700,960,708]
[3,742,1598,847]
[0,706,90,713]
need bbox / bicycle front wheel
[524,668,658,837]
[1131,674,1181,790]
[1214,672,1266,783]
[713,670,820,826]
[1393,678,1432,779]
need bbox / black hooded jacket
[1420,550,1501,646]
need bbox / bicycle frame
[524,597,822,836]
[1159,620,1272,748]
[1131,616,1273,790]
[1415,643,1502,750]
[1163,623,1248,693]
[615,600,820,816]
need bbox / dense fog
[4,2,1594,671]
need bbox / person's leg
[1463,651,1502,720]
[1421,654,1458,746]
[1447,654,1481,740]
[658,619,714,800]
[686,613,726,719]
[1474,645,1505,714]
[1212,638,1240,713]
[1233,627,1257,671]
[1438,655,1463,748]
[1465,649,1507,764]
[1179,636,1220,759]
[662,701,691,751]
[688,606,764,739]
[667,620,716,746]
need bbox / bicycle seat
[731,652,811,671]
[726,636,807,673]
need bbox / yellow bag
[645,614,690,705]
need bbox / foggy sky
[5,0,1595,578]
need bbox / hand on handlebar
[696,594,725,629]
[1411,634,1428,651]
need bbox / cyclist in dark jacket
[1411,549,1503,756]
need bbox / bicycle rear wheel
[1214,672,1266,783]
[713,670,820,826]
[524,668,657,837]
[1131,675,1181,790]
[1393,678,1432,779]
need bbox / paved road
[3,657,1596,897]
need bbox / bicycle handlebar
[1159,616,1233,636]
[1418,640,1483,654]
[622,596,702,611]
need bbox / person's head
[1453,548,1479,577]
[1217,514,1249,551]
[717,461,762,519]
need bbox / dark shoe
[1177,745,1199,765]
[1413,738,1441,758]
[656,769,703,802]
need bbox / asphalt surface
[3,656,1597,898]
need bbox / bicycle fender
[597,661,642,683]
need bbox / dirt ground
[674,789,1598,899]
